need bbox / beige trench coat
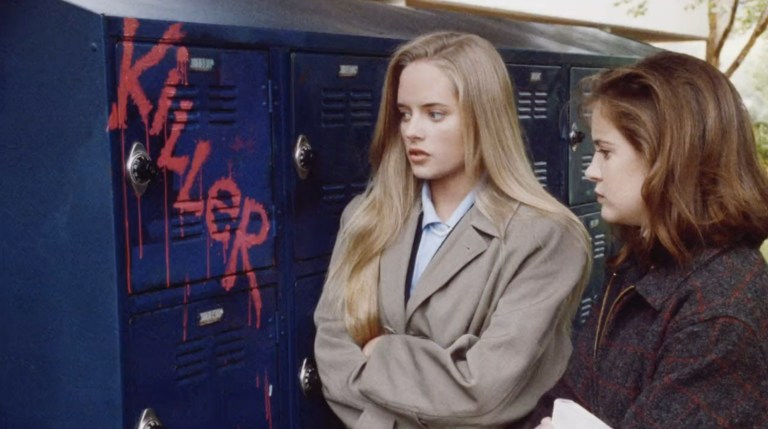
[314,199,588,428]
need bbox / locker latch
[126,142,158,197]
[569,123,585,150]
[293,135,315,179]
[298,356,321,396]
[136,408,164,429]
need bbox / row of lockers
[1,0,649,426]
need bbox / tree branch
[707,0,739,67]
[724,5,768,76]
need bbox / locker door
[126,277,278,429]
[110,42,278,428]
[112,44,275,295]
[574,205,612,329]
[568,67,603,205]
[290,53,388,261]
[290,52,388,429]
[507,65,568,203]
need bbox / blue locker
[568,67,605,206]
[0,0,660,427]
[507,64,568,203]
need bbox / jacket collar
[632,248,725,311]
[379,203,503,331]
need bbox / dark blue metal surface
[112,43,275,295]
[508,64,568,203]
[0,0,657,427]
[0,0,125,427]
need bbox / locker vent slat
[322,181,368,213]
[215,330,246,371]
[175,338,207,385]
[321,88,374,127]
[208,85,238,126]
[533,160,548,188]
[516,90,549,120]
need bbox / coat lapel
[404,206,498,323]
[379,206,421,333]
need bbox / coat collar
[379,203,503,331]
[632,248,725,311]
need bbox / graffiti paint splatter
[108,17,271,328]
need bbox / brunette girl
[523,51,768,429]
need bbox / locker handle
[293,135,315,179]
[569,123,585,150]
[136,408,164,429]
[126,142,158,197]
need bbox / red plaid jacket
[516,246,768,428]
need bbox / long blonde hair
[327,32,591,344]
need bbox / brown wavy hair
[583,51,768,269]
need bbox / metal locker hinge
[136,408,164,429]
[126,142,158,197]
[293,134,314,179]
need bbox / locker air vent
[208,84,238,126]
[533,160,548,188]
[170,210,205,242]
[215,329,246,371]
[168,84,201,127]
[174,328,247,385]
[175,338,207,385]
[516,91,548,120]
[321,182,367,212]
[321,89,374,128]
[593,233,606,260]
[580,154,592,180]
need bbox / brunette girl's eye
[399,110,412,122]
[598,149,610,159]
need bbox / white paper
[551,398,612,429]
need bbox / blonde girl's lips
[408,149,429,162]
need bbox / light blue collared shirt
[410,183,476,295]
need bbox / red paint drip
[182,279,190,342]
[177,46,190,85]
[164,170,171,289]
[206,234,211,279]
[248,272,262,328]
[149,70,179,136]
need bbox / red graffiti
[109,18,270,330]
[207,179,270,327]
[176,140,211,203]
[108,19,185,132]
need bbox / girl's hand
[534,417,555,429]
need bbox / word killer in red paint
[107,17,270,327]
